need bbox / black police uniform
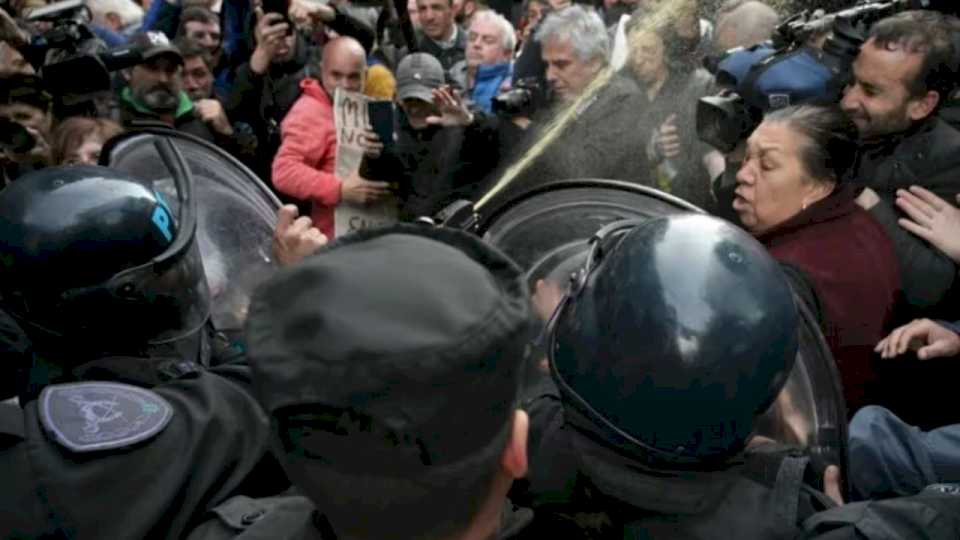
[0,164,288,539]
[517,374,836,540]
[0,361,285,539]
[515,215,836,539]
[184,494,534,540]
[184,224,537,540]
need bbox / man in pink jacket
[272,37,389,238]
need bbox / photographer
[225,7,314,182]
[0,73,52,185]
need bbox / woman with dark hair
[50,116,124,166]
[734,104,901,415]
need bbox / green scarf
[121,86,194,119]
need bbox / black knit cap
[246,224,534,471]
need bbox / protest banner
[333,88,399,237]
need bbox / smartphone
[261,0,292,28]
[368,101,396,148]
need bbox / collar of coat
[121,86,195,120]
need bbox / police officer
[516,214,838,538]
[185,224,537,539]
[0,164,289,538]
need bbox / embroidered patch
[39,382,173,453]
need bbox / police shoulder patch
[39,382,174,453]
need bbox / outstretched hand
[875,318,960,360]
[426,86,474,127]
[895,186,960,263]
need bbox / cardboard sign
[333,88,399,237]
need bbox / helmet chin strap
[145,319,213,367]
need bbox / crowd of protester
[5,0,960,537]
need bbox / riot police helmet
[548,213,798,467]
[0,160,210,356]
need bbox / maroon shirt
[757,184,901,415]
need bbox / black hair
[764,104,859,182]
[176,6,219,39]
[868,10,960,103]
[174,38,214,70]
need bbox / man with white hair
[713,0,778,53]
[449,9,516,113]
[87,0,144,36]
[535,5,608,103]
[496,5,651,196]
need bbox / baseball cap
[130,32,183,65]
[246,224,534,471]
[396,53,445,103]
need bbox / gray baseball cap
[396,53,444,103]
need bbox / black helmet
[549,214,798,467]
[0,163,210,355]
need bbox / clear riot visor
[86,240,211,344]
[55,138,212,344]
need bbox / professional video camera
[696,0,960,153]
[491,77,548,117]
[19,0,154,103]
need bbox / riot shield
[101,128,281,333]
[472,179,848,479]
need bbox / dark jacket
[116,87,217,143]
[800,485,960,539]
[867,198,957,313]
[512,24,546,90]
[848,117,960,314]
[417,26,467,73]
[0,358,287,539]
[495,71,651,200]
[850,117,960,202]
[362,110,503,219]
[514,374,836,540]
[758,184,900,416]
[184,494,534,539]
[631,66,715,209]
[226,32,315,181]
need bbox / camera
[0,118,36,155]
[695,0,954,153]
[491,77,547,117]
[16,0,154,107]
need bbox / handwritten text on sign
[333,88,398,237]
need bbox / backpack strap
[772,454,809,527]
[742,448,816,528]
